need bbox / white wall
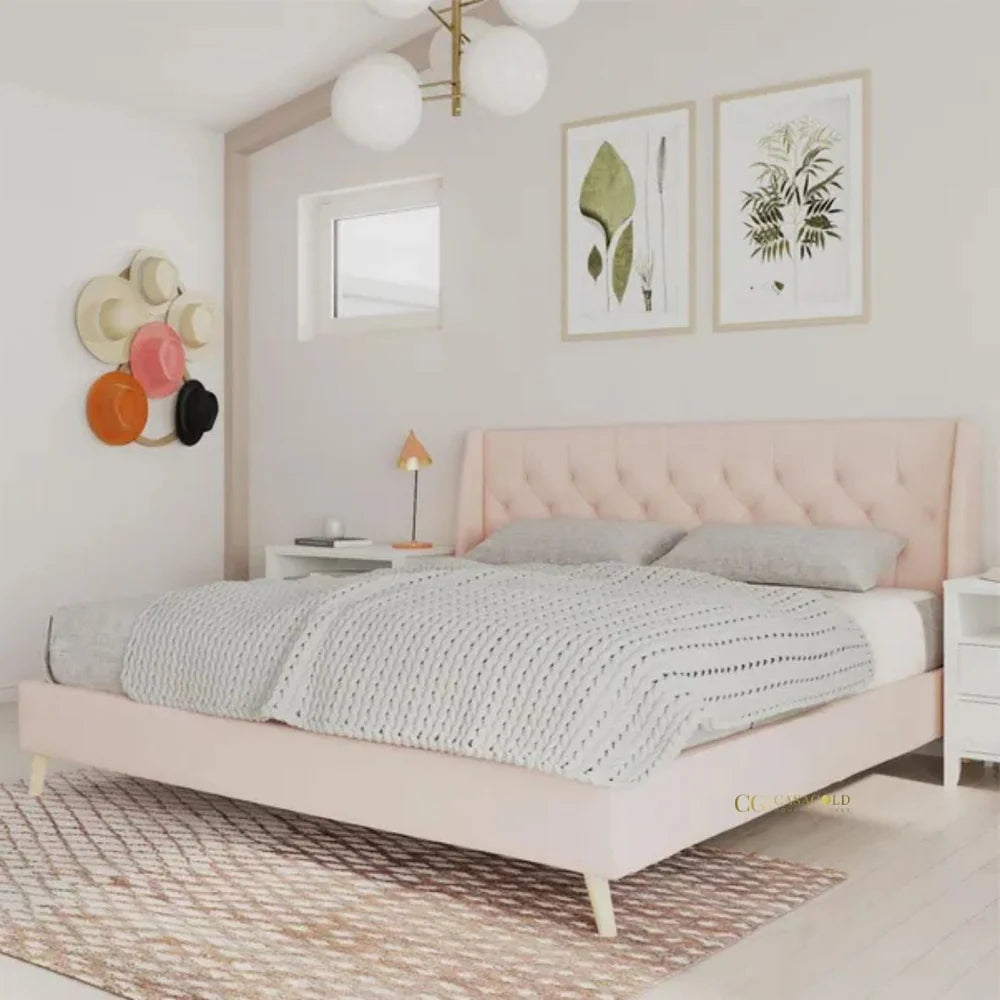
[0,83,224,692]
[248,0,1000,573]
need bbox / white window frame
[297,175,442,340]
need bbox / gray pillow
[467,518,686,566]
[656,523,904,592]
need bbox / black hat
[175,380,219,447]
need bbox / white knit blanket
[122,562,873,786]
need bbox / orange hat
[87,371,149,446]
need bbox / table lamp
[394,430,433,550]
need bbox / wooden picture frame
[714,71,870,332]
[562,101,696,342]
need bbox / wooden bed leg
[584,874,618,938]
[28,755,48,798]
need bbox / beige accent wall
[236,0,1000,574]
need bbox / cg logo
[734,793,851,813]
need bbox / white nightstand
[264,543,455,581]
[944,575,1000,786]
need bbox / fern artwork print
[715,73,868,331]
[563,102,694,340]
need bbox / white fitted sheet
[827,587,942,683]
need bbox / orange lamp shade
[396,430,432,472]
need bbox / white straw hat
[129,248,181,313]
[166,291,219,356]
[75,275,150,364]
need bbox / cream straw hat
[75,275,150,364]
[128,248,181,314]
[166,291,219,357]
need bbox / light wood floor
[0,702,997,1000]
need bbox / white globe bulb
[428,16,490,79]
[364,0,429,19]
[331,54,423,151]
[500,0,580,30]
[464,26,549,117]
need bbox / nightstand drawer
[956,700,1000,754]
[957,644,1000,699]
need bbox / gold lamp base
[392,540,433,550]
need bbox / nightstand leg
[28,755,48,797]
[943,752,961,788]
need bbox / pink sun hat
[129,322,185,398]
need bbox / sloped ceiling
[0,0,433,130]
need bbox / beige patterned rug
[0,771,844,999]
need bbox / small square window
[333,205,440,320]
[298,176,442,339]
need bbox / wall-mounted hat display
[75,276,150,364]
[166,291,218,357]
[130,322,186,399]
[76,249,219,449]
[87,371,149,446]
[175,380,219,446]
[129,248,181,315]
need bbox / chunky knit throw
[122,562,872,786]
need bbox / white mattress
[827,587,942,684]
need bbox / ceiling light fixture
[331,0,580,151]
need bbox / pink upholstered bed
[19,418,981,937]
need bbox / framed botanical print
[714,71,869,331]
[563,101,694,341]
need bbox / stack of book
[294,536,373,549]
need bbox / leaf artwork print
[740,116,843,304]
[656,136,668,309]
[587,245,603,282]
[566,103,692,337]
[579,141,636,311]
[633,247,655,312]
[613,220,634,303]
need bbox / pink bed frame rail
[19,670,942,880]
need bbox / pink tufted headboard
[454,419,981,591]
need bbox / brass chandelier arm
[428,0,487,11]
[450,0,462,115]
[425,0,480,116]
[428,5,470,43]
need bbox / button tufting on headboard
[454,419,982,592]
